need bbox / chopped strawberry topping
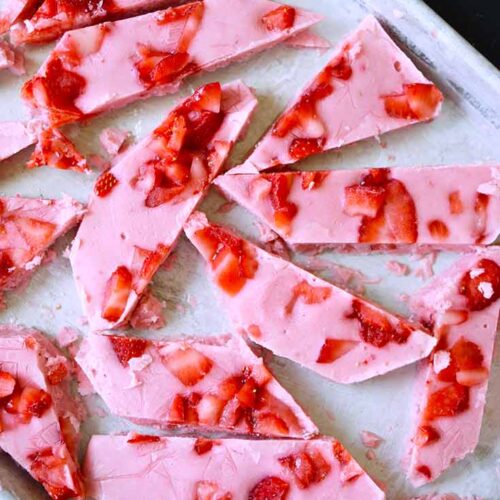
[289,137,325,161]
[13,217,56,249]
[437,338,485,383]
[102,266,133,322]
[448,191,464,215]
[384,83,443,120]
[270,174,298,231]
[189,82,222,113]
[332,441,352,465]
[0,252,15,285]
[6,386,52,419]
[327,54,353,80]
[127,434,161,444]
[279,449,331,489]
[46,362,68,385]
[34,0,115,20]
[163,346,213,386]
[94,171,118,198]
[285,280,332,315]
[301,171,328,190]
[343,184,386,218]
[169,393,200,423]
[254,413,289,436]
[424,383,469,420]
[109,336,148,366]
[383,94,414,119]
[428,219,449,240]
[195,480,231,500]
[316,339,358,364]
[456,367,489,387]
[249,476,290,500]
[474,192,490,243]
[197,394,225,425]
[459,258,500,311]
[414,425,440,447]
[131,244,170,293]
[416,465,432,480]
[194,438,215,455]
[0,371,16,399]
[262,5,296,31]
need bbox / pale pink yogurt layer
[70,81,257,331]
[21,0,322,126]
[0,325,84,499]
[215,165,500,249]
[406,248,500,486]
[85,434,386,499]
[76,333,318,438]
[235,15,443,172]
[0,121,36,162]
[184,212,436,384]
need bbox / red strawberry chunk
[384,94,414,119]
[326,54,353,80]
[285,280,332,315]
[448,191,464,215]
[95,171,118,198]
[451,338,484,371]
[456,368,489,387]
[474,193,490,243]
[424,383,469,421]
[405,83,443,120]
[7,386,52,419]
[0,371,16,399]
[254,413,289,436]
[169,394,187,422]
[236,377,260,408]
[102,266,133,322]
[416,465,432,480]
[197,394,225,425]
[127,434,161,444]
[46,362,68,385]
[262,5,296,31]
[194,438,215,455]
[163,346,213,386]
[195,480,231,500]
[0,252,15,284]
[414,425,440,447]
[289,137,325,161]
[428,219,449,240]
[316,339,358,364]
[13,217,56,249]
[332,441,352,465]
[343,184,386,217]
[218,375,244,400]
[301,171,328,190]
[459,258,500,311]
[249,476,290,500]
[279,449,331,489]
[189,82,222,113]
[109,336,148,366]
[350,300,395,348]
[270,174,298,230]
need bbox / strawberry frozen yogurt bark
[184,212,436,384]
[406,249,500,486]
[85,434,385,499]
[0,195,84,302]
[70,81,257,331]
[215,165,500,250]
[0,0,42,34]
[234,15,443,172]
[10,0,179,45]
[0,121,36,162]
[0,325,84,499]
[21,0,322,126]
[76,333,317,438]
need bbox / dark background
[425,0,499,68]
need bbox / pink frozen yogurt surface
[0,325,84,499]
[70,81,257,331]
[234,15,443,173]
[406,248,500,486]
[215,165,500,250]
[76,332,318,438]
[0,121,36,162]
[84,434,385,499]
[0,195,84,300]
[21,0,322,126]
[184,212,436,384]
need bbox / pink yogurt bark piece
[9,0,180,45]
[0,121,36,162]
[85,434,386,499]
[215,165,500,250]
[0,195,84,302]
[184,212,436,384]
[21,0,322,127]
[70,81,257,331]
[0,325,84,499]
[406,249,500,486]
[0,0,42,34]
[76,333,318,438]
[235,15,443,173]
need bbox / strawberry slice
[254,413,289,436]
[101,266,133,322]
[236,377,261,408]
[301,171,328,190]
[109,336,148,366]
[262,5,296,31]
[163,346,213,386]
[154,113,187,160]
[343,184,386,217]
[456,367,489,387]
[279,449,331,489]
[451,338,484,371]
[218,375,244,401]
[0,371,16,399]
[94,171,118,198]
[195,480,231,500]
[197,394,225,425]
[448,191,463,215]
[189,82,222,113]
[474,193,490,243]
[316,339,358,364]
[131,244,170,292]
[7,386,52,419]
[127,434,161,444]
[414,425,440,447]
[193,438,216,455]
[384,94,414,119]
[428,219,449,241]
[46,361,68,385]
[405,83,443,120]
[424,383,469,421]
[13,217,56,250]
[459,258,500,311]
[0,252,15,284]
[327,54,353,80]
[289,137,325,161]
[249,476,290,500]
[270,174,298,230]
[416,465,432,480]
[285,280,332,315]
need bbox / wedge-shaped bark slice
[0,121,36,162]
[407,249,500,486]
[76,333,317,438]
[215,165,500,249]
[85,434,385,499]
[10,0,180,45]
[0,325,84,499]
[70,81,256,331]
[0,0,42,34]
[235,15,443,173]
[0,196,84,303]
[21,0,322,126]
[184,212,436,384]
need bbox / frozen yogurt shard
[235,15,443,173]
[215,165,500,248]
[0,0,42,34]
[76,333,318,438]
[184,212,436,384]
[407,249,500,486]
[84,435,386,499]
[70,81,257,331]
[21,0,322,126]
[0,121,36,162]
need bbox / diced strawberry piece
[448,191,464,215]
[102,266,133,322]
[456,367,489,387]
[163,346,213,387]
[184,110,224,150]
[270,174,298,230]
[474,193,490,243]
[451,338,484,371]
[289,137,325,161]
[279,449,331,489]
[46,362,68,385]
[361,168,390,186]
[343,184,386,217]
[249,476,290,500]
[131,244,170,290]
[262,5,296,31]
[94,171,118,198]
[154,113,187,159]
[218,397,245,428]
[414,425,440,447]
[189,82,222,113]
[236,377,260,408]
[254,413,289,436]
[428,219,449,240]
[0,252,15,284]
[332,441,351,465]
[218,375,244,400]
[327,54,353,80]
[416,465,432,480]
[316,339,358,364]
[13,386,52,418]
[384,94,414,119]
[405,83,443,120]
[286,280,332,315]
[0,371,16,399]
[194,438,215,455]
[382,180,418,243]
[459,258,500,311]
[195,480,231,500]
[127,434,161,444]
[424,383,469,420]
[13,217,56,249]
[109,336,148,366]
[300,171,328,190]
[197,394,225,425]
[169,394,187,422]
